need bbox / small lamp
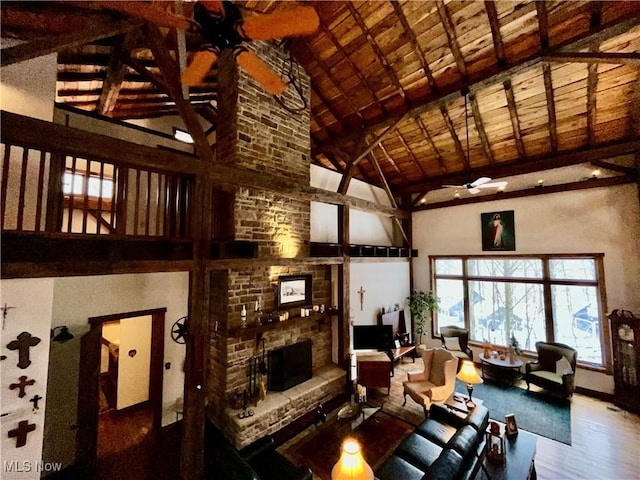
[331,438,374,480]
[456,360,483,408]
[51,326,74,343]
[486,421,505,463]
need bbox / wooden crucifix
[8,420,36,448]
[9,375,36,398]
[357,286,366,311]
[7,331,41,369]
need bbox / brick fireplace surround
[206,43,346,448]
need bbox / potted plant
[407,290,439,346]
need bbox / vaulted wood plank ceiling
[2,1,639,202]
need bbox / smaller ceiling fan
[442,177,507,194]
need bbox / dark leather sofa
[376,403,490,480]
[204,421,312,480]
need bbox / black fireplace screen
[267,339,312,391]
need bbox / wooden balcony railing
[1,112,194,240]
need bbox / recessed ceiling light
[591,169,601,178]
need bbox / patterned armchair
[526,341,577,398]
[402,348,459,416]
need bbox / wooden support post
[338,204,350,371]
[45,153,65,233]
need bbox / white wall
[412,182,640,394]
[310,164,395,245]
[0,279,54,480]
[0,41,56,121]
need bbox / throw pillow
[443,336,461,351]
[555,356,573,376]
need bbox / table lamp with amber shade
[331,438,374,480]
[456,360,483,408]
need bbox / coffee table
[479,354,523,385]
[484,429,537,480]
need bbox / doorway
[77,308,166,477]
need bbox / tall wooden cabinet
[608,309,640,414]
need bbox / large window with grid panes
[431,254,608,368]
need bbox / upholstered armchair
[526,341,577,398]
[440,325,473,370]
[402,348,459,416]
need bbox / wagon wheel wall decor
[171,316,188,344]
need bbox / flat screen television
[353,325,394,351]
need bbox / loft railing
[1,112,194,240]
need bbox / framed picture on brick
[277,274,312,308]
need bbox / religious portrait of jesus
[481,210,516,251]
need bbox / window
[432,255,606,367]
[62,172,114,198]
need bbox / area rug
[280,409,414,480]
[456,380,572,445]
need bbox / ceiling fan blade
[236,50,286,96]
[476,181,508,189]
[470,177,492,187]
[182,50,218,87]
[91,1,191,29]
[468,188,481,194]
[241,6,320,41]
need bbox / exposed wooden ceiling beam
[301,42,362,124]
[376,141,408,184]
[399,139,640,194]
[440,104,470,170]
[414,116,447,174]
[586,5,602,148]
[396,128,427,177]
[542,63,559,153]
[123,56,171,93]
[318,21,387,117]
[98,31,141,116]
[347,2,409,106]
[485,0,507,67]
[542,52,640,65]
[436,0,468,81]
[145,24,214,164]
[314,15,640,154]
[310,82,348,134]
[414,175,636,211]
[1,18,139,67]
[391,0,438,93]
[536,1,549,50]
[367,149,409,243]
[469,93,494,165]
[503,79,526,159]
[338,137,366,195]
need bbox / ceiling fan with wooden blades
[93,0,319,96]
[442,177,508,195]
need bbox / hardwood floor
[379,359,640,480]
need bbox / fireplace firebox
[267,339,312,391]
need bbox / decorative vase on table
[508,346,516,364]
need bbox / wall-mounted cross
[6,331,41,369]
[357,286,366,311]
[8,420,36,448]
[30,394,43,411]
[10,375,36,398]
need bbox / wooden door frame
[77,307,166,474]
